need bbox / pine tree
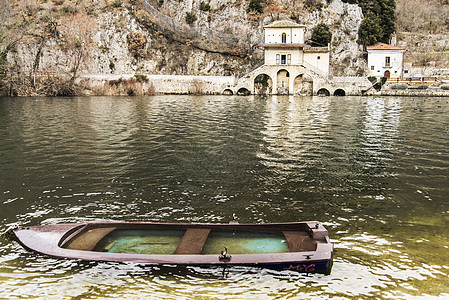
[357,11,382,46]
[341,0,396,46]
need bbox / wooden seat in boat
[66,227,117,251]
[175,228,211,254]
[282,231,317,252]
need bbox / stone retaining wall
[381,81,449,97]
[381,89,449,97]
[81,74,236,94]
[80,73,449,96]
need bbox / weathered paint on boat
[12,221,333,274]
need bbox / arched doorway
[223,89,233,95]
[293,75,303,94]
[276,69,290,95]
[384,70,390,78]
[333,89,346,96]
[237,87,250,96]
[293,74,313,95]
[254,74,273,95]
[317,88,330,96]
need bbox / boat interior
[59,223,319,255]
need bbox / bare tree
[58,11,97,85]
[263,0,287,22]
[0,0,26,95]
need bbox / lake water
[0,95,448,299]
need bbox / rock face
[1,0,367,96]
[326,0,366,76]
[157,0,366,76]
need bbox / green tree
[311,23,332,46]
[247,0,263,13]
[378,0,396,42]
[357,11,382,46]
[341,0,396,46]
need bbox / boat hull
[12,221,333,274]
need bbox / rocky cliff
[0,0,369,96]
[4,0,447,97]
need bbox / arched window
[281,32,287,43]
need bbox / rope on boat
[0,223,20,237]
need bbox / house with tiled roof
[260,20,330,78]
[367,42,405,79]
[227,19,371,96]
[244,20,331,95]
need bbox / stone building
[262,21,330,76]
[228,20,332,95]
[224,20,371,96]
[367,42,405,79]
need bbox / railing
[387,77,441,83]
[300,61,328,79]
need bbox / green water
[0,95,448,299]
[95,230,185,254]
[94,230,289,255]
[202,231,289,254]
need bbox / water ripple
[1,95,449,298]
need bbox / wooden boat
[12,220,333,273]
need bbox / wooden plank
[175,228,211,254]
[282,231,317,252]
[66,227,116,251]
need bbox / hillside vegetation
[0,0,448,96]
[396,0,449,34]
[395,0,449,69]
[0,0,367,96]
[0,0,262,96]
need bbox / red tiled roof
[366,42,404,50]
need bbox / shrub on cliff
[247,0,263,13]
[0,48,9,95]
[185,12,197,25]
[134,74,148,82]
[304,0,324,11]
[357,11,382,46]
[199,1,210,11]
[127,32,146,58]
[311,23,332,46]
[263,0,287,21]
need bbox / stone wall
[81,74,235,95]
[399,32,449,77]
[381,80,449,96]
